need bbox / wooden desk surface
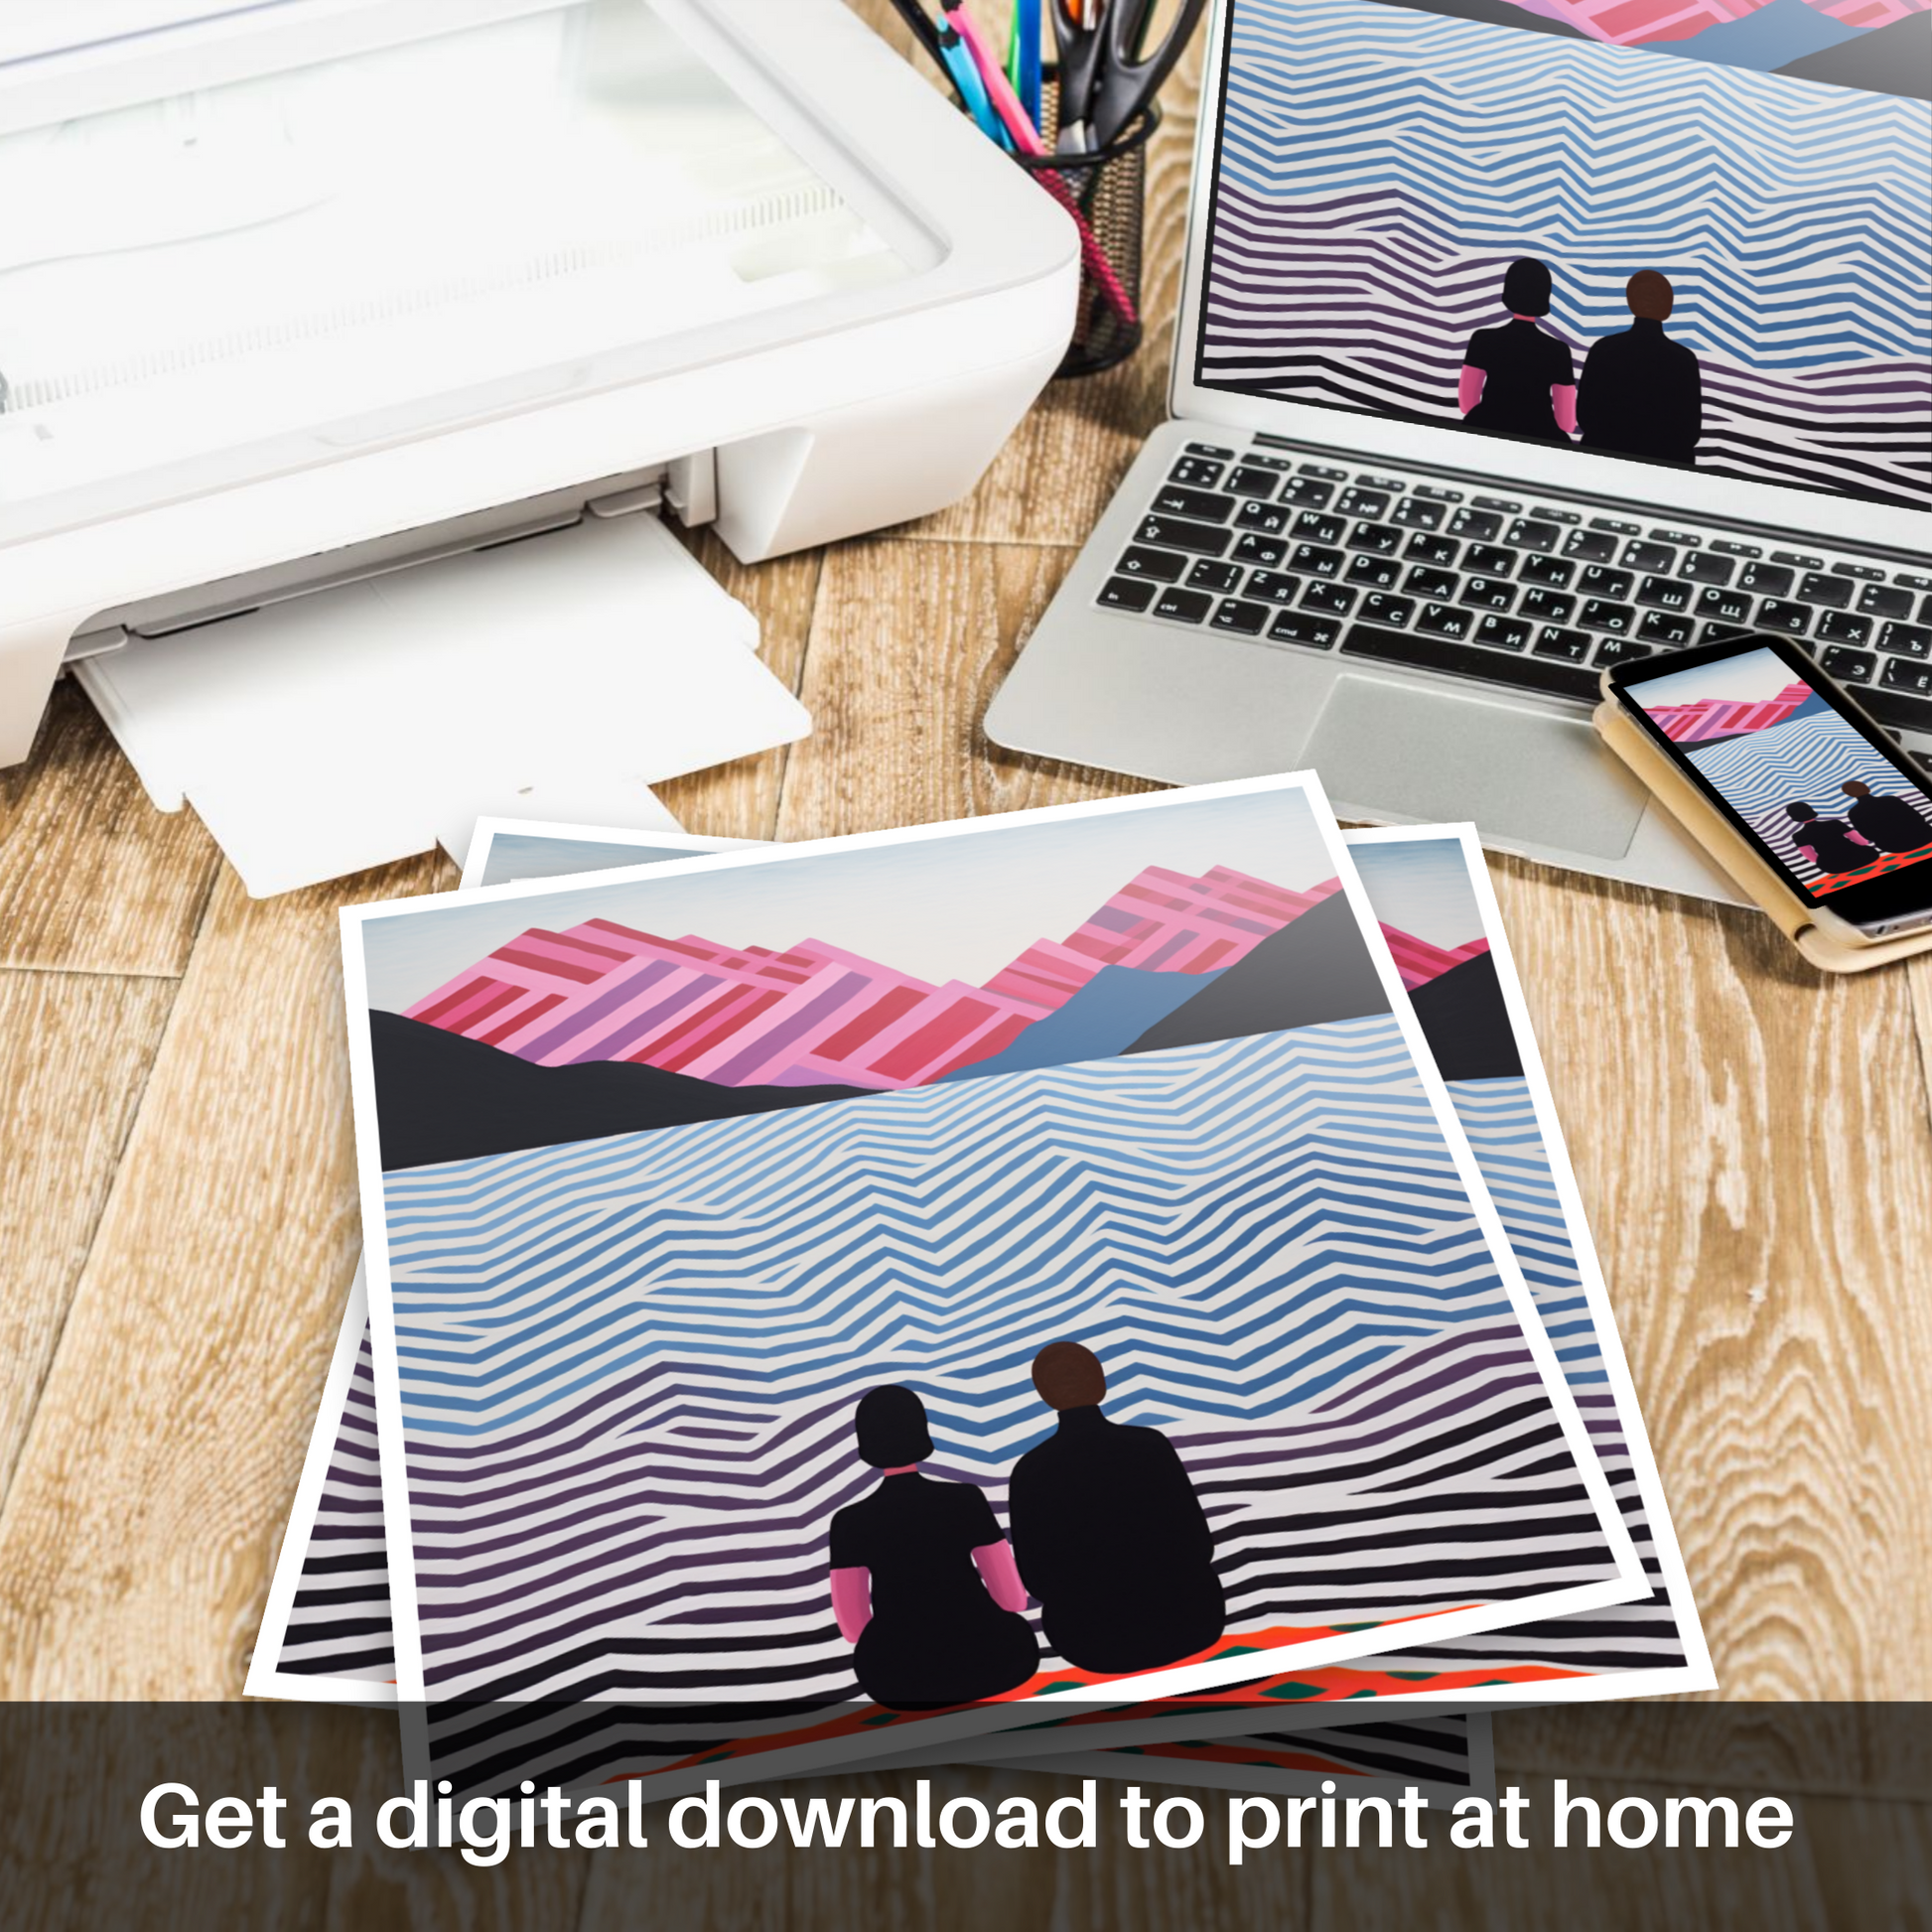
[2,7,1927,1924]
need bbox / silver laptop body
[987,0,1932,900]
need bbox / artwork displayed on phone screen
[1627,645,1932,892]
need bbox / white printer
[0,0,1077,890]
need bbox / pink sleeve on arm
[830,1567,872,1644]
[1458,365,1484,414]
[972,1539,1029,1613]
[1553,383,1578,436]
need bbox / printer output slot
[61,454,726,664]
[69,509,808,897]
[473,518,584,556]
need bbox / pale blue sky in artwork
[360,787,1342,1013]
[1348,837,1484,951]
[477,835,708,889]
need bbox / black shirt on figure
[1007,1406,1225,1676]
[1790,816,1872,875]
[1846,791,1932,854]
[829,1473,1038,1709]
[1462,319,1575,442]
[1577,317,1703,465]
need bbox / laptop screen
[1191,0,1931,511]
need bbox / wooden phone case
[1593,696,1932,974]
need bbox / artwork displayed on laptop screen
[1195,0,1931,507]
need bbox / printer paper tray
[75,513,808,897]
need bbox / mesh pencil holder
[1014,82,1160,379]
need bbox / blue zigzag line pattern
[1386,1076,1685,1673]
[373,1019,1618,1716]
[1217,0,1928,365]
[1199,0,1930,503]
[1448,1079,1597,1391]
[280,1067,1683,1693]
[1684,712,1932,884]
[383,1020,1507,1439]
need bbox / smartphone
[1605,631,1932,941]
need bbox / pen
[885,0,944,67]
[1007,0,1043,131]
[944,4,1139,330]
[936,18,1010,147]
[888,0,1009,147]
[946,3,1037,147]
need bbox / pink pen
[944,2,1140,331]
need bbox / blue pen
[936,18,1010,148]
[1013,0,1042,130]
[889,1,1013,150]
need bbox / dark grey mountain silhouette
[1123,890,1393,1055]
[369,1010,868,1171]
[1406,951,1524,1081]
[1776,14,1931,101]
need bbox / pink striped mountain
[1645,679,1813,744]
[1380,927,1490,991]
[1505,0,1921,48]
[402,864,1439,1092]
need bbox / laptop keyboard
[1098,442,1932,743]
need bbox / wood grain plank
[0,855,450,1698]
[3,1704,595,1932]
[654,530,821,843]
[0,970,179,1506]
[1903,953,1932,1129]
[1494,1705,1932,1804]
[1802,1788,1932,1931]
[1481,851,1932,1699]
[774,538,1158,843]
[0,680,220,976]
[3,1706,349,1932]
[315,1713,592,1932]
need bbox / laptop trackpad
[1305,675,1648,859]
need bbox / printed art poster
[341,779,1642,1793]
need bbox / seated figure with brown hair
[1006,1341,1225,1676]
[1577,269,1703,466]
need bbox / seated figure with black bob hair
[827,1385,1038,1710]
[1458,257,1577,444]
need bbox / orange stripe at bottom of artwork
[624,1606,1587,1779]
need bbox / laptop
[987,0,1932,899]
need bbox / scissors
[1050,0,1207,153]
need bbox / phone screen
[1611,634,1932,931]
